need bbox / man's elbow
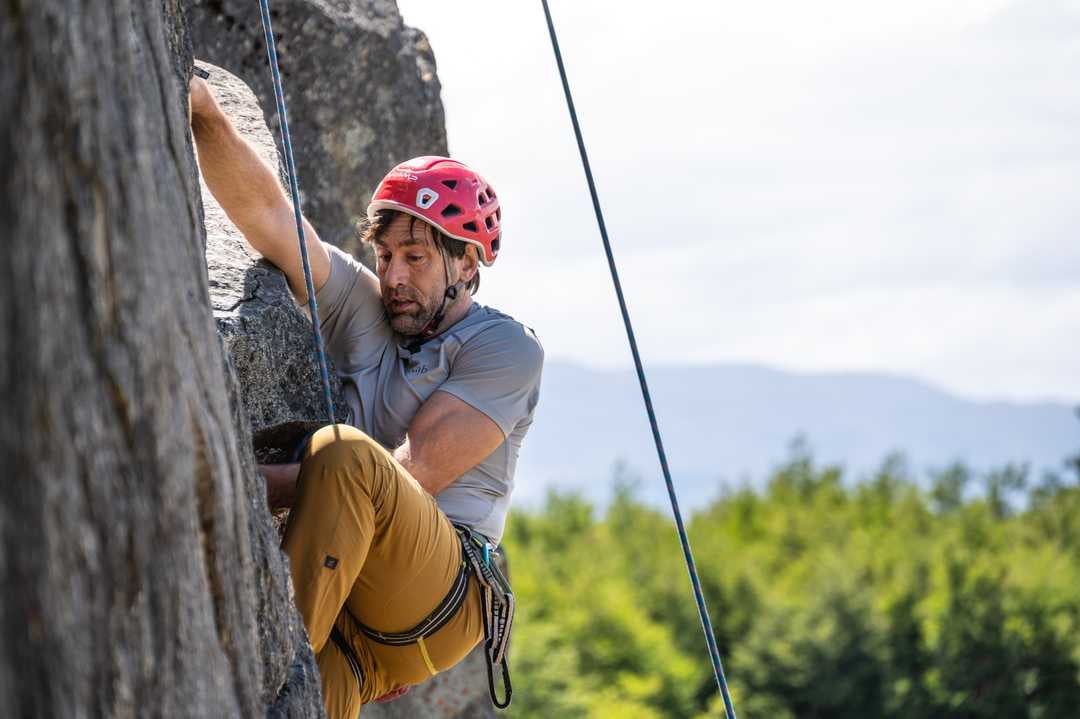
[402,457,453,496]
[416,467,455,497]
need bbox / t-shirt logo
[406,362,430,378]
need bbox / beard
[382,284,442,336]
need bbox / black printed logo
[406,362,430,377]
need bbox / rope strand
[539,2,737,717]
[256,0,336,424]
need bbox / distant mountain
[514,361,1080,509]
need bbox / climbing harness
[256,0,336,424]
[350,524,515,708]
[540,2,738,718]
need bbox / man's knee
[305,424,389,487]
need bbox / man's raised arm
[189,76,330,298]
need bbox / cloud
[398,0,1080,401]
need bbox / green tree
[503,444,1080,718]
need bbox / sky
[396,0,1080,404]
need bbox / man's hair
[360,209,480,295]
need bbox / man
[189,77,543,717]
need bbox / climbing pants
[282,424,485,718]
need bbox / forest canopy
[503,443,1080,718]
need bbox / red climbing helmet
[367,156,501,266]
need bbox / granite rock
[0,2,301,715]
[0,0,495,715]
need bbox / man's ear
[458,245,480,284]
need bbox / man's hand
[188,76,219,128]
[372,686,411,703]
[260,463,301,510]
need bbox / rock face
[3,1,494,715]
[0,1,311,716]
[185,0,449,253]
[201,65,330,718]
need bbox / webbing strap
[539,2,738,718]
[256,0,336,424]
[330,626,365,692]
[353,560,470,646]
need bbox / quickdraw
[455,524,515,709]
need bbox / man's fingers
[372,686,411,703]
[188,76,215,126]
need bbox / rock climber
[189,76,542,717]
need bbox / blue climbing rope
[256,0,336,424]
[539,2,738,717]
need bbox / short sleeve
[438,322,545,438]
[314,244,392,372]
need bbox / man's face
[374,214,453,336]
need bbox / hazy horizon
[511,358,1079,511]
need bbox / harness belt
[355,557,471,646]
[351,524,515,709]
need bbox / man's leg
[281,424,483,715]
[281,424,382,655]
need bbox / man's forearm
[191,109,291,252]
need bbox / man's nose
[383,255,409,287]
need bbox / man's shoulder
[460,305,543,352]
[446,304,544,377]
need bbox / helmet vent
[491,236,501,253]
[495,208,502,221]
[462,221,479,233]
[441,204,463,218]
[484,216,494,230]
[442,179,458,190]
[478,191,489,205]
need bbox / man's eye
[408,254,424,263]
[378,254,391,264]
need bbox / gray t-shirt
[314,245,543,544]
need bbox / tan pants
[282,424,484,718]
